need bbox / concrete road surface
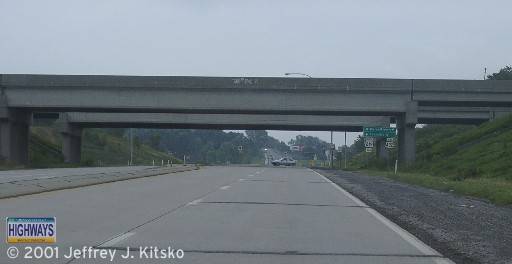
[0,166,452,263]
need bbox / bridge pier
[0,106,31,165]
[58,114,83,164]
[376,138,389,161]
[398,102,418,165]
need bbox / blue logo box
[6,217,56,243]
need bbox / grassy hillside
[414,115,512,180]
[347,114,512,205]
[26,126,180,168]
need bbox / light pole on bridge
[284,72,335,169]
[284,72,313,79]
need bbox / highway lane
[0,166,452,263]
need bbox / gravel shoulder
[317,169,512,264]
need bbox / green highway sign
[363,127,397,138]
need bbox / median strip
[0,165,199,199]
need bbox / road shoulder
[316,169,512,264]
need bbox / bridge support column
[58,114,82,164]
[398,102,418,165]
[0,105,31,165]
[376,138,389,161]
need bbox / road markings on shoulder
[99,232,135,247]
[309,169,454,264]
[220,185,231,190]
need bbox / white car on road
[271,157,296,166]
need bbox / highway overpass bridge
[1,74,512,165]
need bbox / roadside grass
[81,128,181,166]
[0,160,25,171]
[359,169,512,205]
[345,114,512,205]
[1,126,180,170]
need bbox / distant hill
[132,129,332,165]
[133,129,290,165]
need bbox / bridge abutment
[58,114,83,164]
[0,105,31,165]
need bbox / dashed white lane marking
[239,179,246,182]
[220,185,231,190]
[99,232,135,247]
[309,169,454,264]
[248,174,254,177]
[188,198,203,206]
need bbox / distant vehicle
[271,157,296,166]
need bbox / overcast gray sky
[1,0,511,146]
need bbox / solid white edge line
[99,232,135,247]
[309,169,454,264]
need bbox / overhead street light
[284,72,313,78]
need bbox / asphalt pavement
[0,166,453,263]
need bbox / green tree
[350,135,365,155]
[288,135,330,160]
[487,66,512,80]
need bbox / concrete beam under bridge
[417,106,512,124]
[56,113,390,163]
[61,112,390,131]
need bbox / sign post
[364,126,397,171]
[364,137,374,152]
[385,137,396,149]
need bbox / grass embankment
[0,126,180,169]
[80,128,180,167]
[361,170,512,205]
[348,114,512,205]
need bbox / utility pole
[484,67,487,80]
[129,128,133,166]
[330,131,334,169]
[344,131,347,169]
